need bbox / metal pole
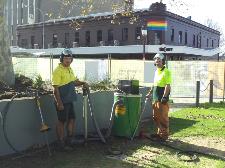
[109,54,112,80]
[43,15,45,49]
[223,62,225,101]
[107,54,110,82]
[143,36,145,61]
[165,53,168,68]
[209,80,213,103]
[50,53,53,81]
[196,81,200,107]
[36,8,45,49]
[83,95,88,141]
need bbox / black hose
[2,93,23,154]
[131,96,150,140]
[124,95,133,139]
[105,100,120,138]
[86,88,106,143]
[83,88,126,141]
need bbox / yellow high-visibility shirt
[52,63,77,87]
[153,66,171,87]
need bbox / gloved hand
[146,93,151,98]
[83,82,89,89]
[146,87,153,98]
[161,97,168,104]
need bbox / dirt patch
[169,136,225,160]
[0,75,51,100]
[181,136,225,152]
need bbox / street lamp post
[141,28,148,60]
[36,8,45,49]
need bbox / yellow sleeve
[70,69,77,81]
[165,70,172,85]
[52,68,61,86]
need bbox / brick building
[15,2,220,60]
[6,0,127,46]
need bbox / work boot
[57,140,73,152]
[150,134,160,138]
[66,136,84,147]
[149,134,161,141]
[150,134,168,142]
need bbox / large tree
[0,0,15,85]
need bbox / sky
[134,0,225,35]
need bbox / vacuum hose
[85,87,106,143]
[82,87,126,142]
[105,99,123,138]
[2,91,51,156]
[131,96,150,140]
[2,93,23,154]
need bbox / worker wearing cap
[52,48,88,150]
[147,53,171,141]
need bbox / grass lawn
[1,102,225,168]
[169,102,225,138]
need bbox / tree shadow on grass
[143,117,198,136]
[169,117,198,135]
[140,118,225,162]
[164,138,225,161]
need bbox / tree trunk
[0,0,15,85]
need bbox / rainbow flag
[147,20,168,31]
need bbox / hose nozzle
[40,123,50,132]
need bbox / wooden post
[196,81,200,107]
[209,80,213,103]
[223,63,225,102]
[107,54,112,82]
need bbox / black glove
[161,97,168,104]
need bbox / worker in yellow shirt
[52,48,88,150]
[147,53,171,141]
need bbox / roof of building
[17,6,220,35]
[10,45,220,57]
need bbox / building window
[135,27,141,40]
[171,29,174,42]
[185,32,187,45]
[198,33,201,48]
[17,34,21,46]
[28,0,34,24]
[75,32,79,43]
[193,34,196,47]
[97,30,102,42]
[21,0,24,24]
[207,38,209,47]
[85,31,90,46]
[53,34,58,48]
[122,28,128,41]
[65,33,69,47]
[196,35,199,48]
[108,29,114,42]
[178,31,182,44]
[11,25,14,45]
[21,39,28,48]
[31,36,35,49]
[212,40,214,47]
[154,32,161,45]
